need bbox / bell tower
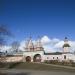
[63,37,70,53]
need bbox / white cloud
[41,36,75,52]
[0,45,11,52]
[19,40,26,51]
[52,38,60,44]
[54,41,64,48]
[2,35,75,53]
[68,41,75,51]
[41,36,61,52]
[41,36,60,45]
[41,36,51,45]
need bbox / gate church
[23,37,75,62]
[23,37,44,62]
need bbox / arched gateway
[26,56,31,62]
[23,37,44,62]
[33,54,41,62]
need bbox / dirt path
[39,63,75,69]
[0,69,75,75]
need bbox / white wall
[23,50,44,62]
[0,56,23,62]
[23,51,75,62]
[43,55,62,61]
[43,53,75,62]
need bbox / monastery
[0,37,75,63]
[22,37,75,62]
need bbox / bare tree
[0,25,12,45]
[0,24,13,53]
[11,41,20,52]
[0,25,12,36]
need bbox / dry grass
[0,62,75,73]
[10,62,75,72]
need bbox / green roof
[63,44,70,48]
[44,52,62,55]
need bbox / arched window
[47,57,49,59]
[53,57,54,59]
[64,55,66,59]
[57,57,58,59]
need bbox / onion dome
[63,37,70,48]
[63,43,70,48]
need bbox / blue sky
[0,0,75,43]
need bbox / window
[64,55,66,59]
[57,57,58,59]
[53,57,54,59]
[47,57,49,59]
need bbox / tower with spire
[35,37,44,51]
[25,37,34,51]
[63,37,70,53]
[25,37,44,51]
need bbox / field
[0,62,75,75]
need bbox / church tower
[25,37,34,51]
[35,37,44,51]
[63,37,70,53]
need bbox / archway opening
[33,54,41,62]
[26,56,31,62]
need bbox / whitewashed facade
[23,37,75,62]
[2,37,75,63]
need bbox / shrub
[50,60,59,64]
[8,62,21,68]
[71,62,75,67]
[44,60,59,64]
[44,60,50,64]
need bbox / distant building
[23,37,75,62]
[1,37,75,63]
